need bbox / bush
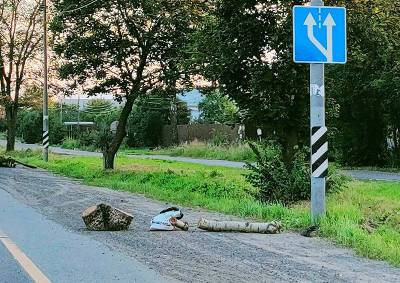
[49,112,66,145]
[61,138,80,149]
[208,129,230,146]
[245,142,347,205]
[17,110,42,144]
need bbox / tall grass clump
[245,142,348,204]
[156,142,256,162]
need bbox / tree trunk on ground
[170,217,189,231]
[198,218,282,234]
[5,105,17,152]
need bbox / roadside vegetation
[4,149,400,267]
[124,143,256,162]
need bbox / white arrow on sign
[304,13,336,63]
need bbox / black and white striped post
[310,0,326,222]
[42,0,49,162]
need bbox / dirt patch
[1,167,400,283]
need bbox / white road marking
[0,230,51,283]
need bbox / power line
[58,0,99,15]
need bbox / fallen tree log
[0,156,16,168]
[0,156,37,169]
[170,217,189,231]
[198,218,282,234]
[82,204,133,231]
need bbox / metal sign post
[293,0,346,223]
[309,0,326,223]
[42,0,49,162]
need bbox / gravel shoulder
[1,167,400,283]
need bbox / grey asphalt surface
[342,170,400,182]
[1,167,400,283]
[0,178,173,283]
[5,140,400,182]
[0,241,33,283]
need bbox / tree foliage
[188,0,310,163]
[198,90,239,124]
[326,0,400,166]
[0,0,42,151]
[127,94,190,147]
[52,0,208,168]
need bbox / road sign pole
[42,0,49,162]
[310,0,326,223]
[310,64,326,223]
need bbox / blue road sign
[293,6,346,64]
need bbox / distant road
[0,140,246,168]
[2,140,400,181]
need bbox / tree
[326,0,400,166]
[0,0,42,151]
[187,0,310,164]
[126,94,190,147]
[52,0,207,169]
[198,90,239,124]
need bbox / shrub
[245,142,347,205]
[61,138,80,149]
[17,110,42,144]
[208,129,231,146]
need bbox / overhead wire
[56,0,100,15]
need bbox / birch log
[198,218,282,234]
[170,217,189,231]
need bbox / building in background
[177,90,204,121]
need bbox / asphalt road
[1,167,400,282]
[0,177,172,283]
[2,140,400,181]
[0,241,33,283]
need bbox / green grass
[123,143,257,162]
[5,150,400,267]
[320,181,400,265]
[60,138,98,152]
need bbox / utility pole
[42,0,49,162]
[310,0,326,223]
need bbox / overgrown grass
[61,138,97,152]
[6,150,400,267]
[320,181,400,266]
[124,143,257,162]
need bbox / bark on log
[82,204,133,231]
[0,156,16,168]
[170,217,189,231]
[197,218,282,234]
[0,156,37,169]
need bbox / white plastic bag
[150,207,183,231]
